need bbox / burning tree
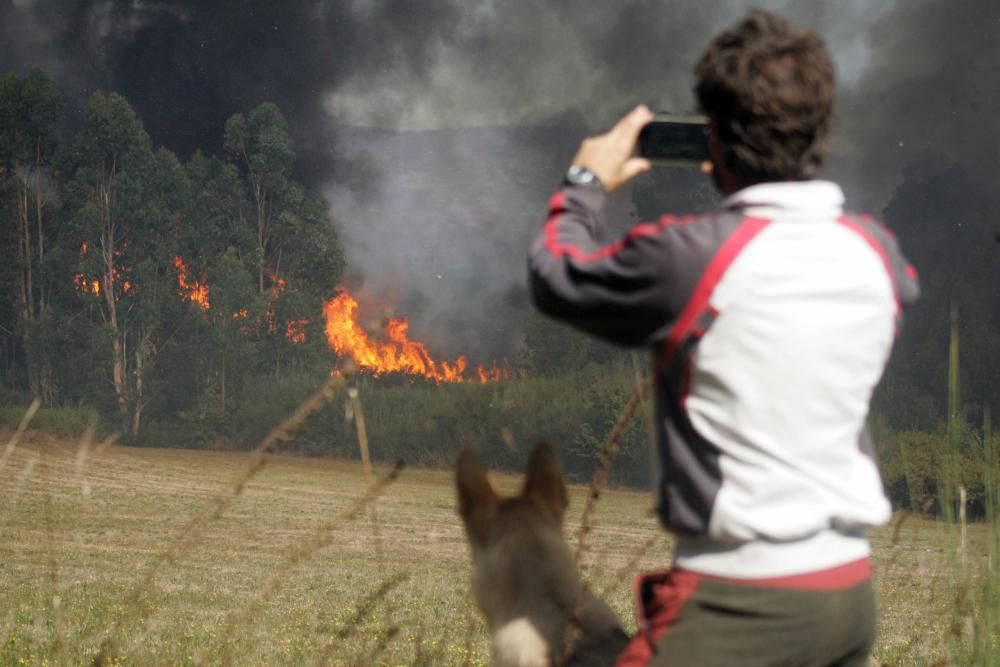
[220,103,344,368]
[61,92,191,434]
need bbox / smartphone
[637,114,709,166]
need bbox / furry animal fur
[456,443,630,666]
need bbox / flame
[270,274,287,298]
[477,361,511,384]
[74,274,101,295]
[264,271,309,343]
[286,318,308,344]
[174,257,210,310]
[322,288,509,383]
[74,243,133,298]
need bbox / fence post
[959,484,967,561]
[348,387,372,477]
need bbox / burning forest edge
[323,289,512,384]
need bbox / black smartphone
[637,114,709,166]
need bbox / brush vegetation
[1,361,995,520]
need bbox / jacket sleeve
[527,184,678,347]
[844,214,920,327]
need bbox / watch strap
[563,165,604,190]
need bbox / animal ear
[456,448,498,544]
[523,442,568,523]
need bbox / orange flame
[75,243,100,295]
[73,274,101,296]
[270,274,287,298]
[322,288,509,383]
[74,243,133,298]
[286,318,308,344]
[174,257,210,310]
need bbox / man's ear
[456,448,498,544]
[523,442,568,524]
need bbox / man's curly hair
[695,10,835,182]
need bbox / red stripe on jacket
[657,216,771,369]
[544,190,704,264]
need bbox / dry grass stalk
[411,623,449,667]
[214,459,404,666]
[93,370,352,666]
[353,386,398,649]
[41,452,65,663]
[225,369,353,506]
[6,455,38,510]
[355,625,400,666]
[312,573,408,666]
[0,398,41,474]
[72,421,97,498]
[572,381,651,566]
[335,571,410,642]
[556,381,651,665]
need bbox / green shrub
[0,386,29,407]
[0,405,100,438]
[299,365,650,485]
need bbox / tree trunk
[34,140,46,311]
[15,166,33,323]
[131,346,144,437]
[13,164,38,399]
[111,334,128,423]
[99,162,129,425]
[255,182,270,294]
[130,326,155,438]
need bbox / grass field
[0,428,996,665]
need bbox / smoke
[2,0,990,361]
[323,0,899,131]
[838,0,1000,207]
[0,0,464,177]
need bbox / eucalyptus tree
[223,102,295,295]
[0,68,62,400]
[223,102,344,375]
[61,92,189,434]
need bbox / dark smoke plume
[0,0,464,180]
[840,0,1000,205]
[3,0,992,366]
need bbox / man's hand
[569,105,654,193]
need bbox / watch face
[567,165,596,186]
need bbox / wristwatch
[564,165,603,189]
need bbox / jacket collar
[721,180,845,218]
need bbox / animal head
[456,443,623,667]
[457,441,568,549]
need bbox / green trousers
[617,565,876,667]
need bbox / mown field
[0,428,996,665]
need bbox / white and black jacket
[528,179,919,578]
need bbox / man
[528,10,918,666]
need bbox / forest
[1,67,997,520]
